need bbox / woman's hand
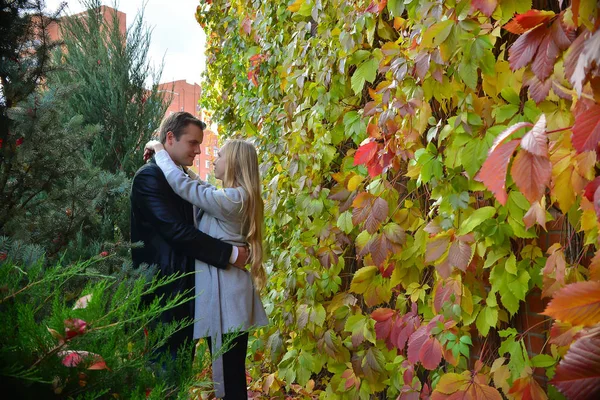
[143,140,164,162]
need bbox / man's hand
[232,246,250,270]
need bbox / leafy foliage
[198,0,600,398]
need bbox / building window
[205,160,211,168]
[205,146,210,156]
[214,147,219,155]
[205,174,210,180]
[196,160,200,167]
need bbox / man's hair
[158,111,206,143]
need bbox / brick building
[46,5,126,41]
[157,80,218,178]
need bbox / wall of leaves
[198,0,600,398]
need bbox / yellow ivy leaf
[552,168,576,214]
[350,266,378,294]
[287,0,304,12]
[347,174,364,191]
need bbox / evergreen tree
[0,239,208,398]
[0,0,130,257]
[50,0,168,175]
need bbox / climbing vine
[198,0,600,398]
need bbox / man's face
[165,124,203,166]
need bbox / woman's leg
[205,332,249,399]
[221,332,249,399]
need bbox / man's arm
[132,166,232,269]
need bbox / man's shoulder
[133,163,163,180]
[132,163,169,191]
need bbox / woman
[145,138,268,399]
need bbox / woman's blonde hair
[221,139,266,290]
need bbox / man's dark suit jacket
[130,159,232,352]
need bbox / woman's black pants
[206,332,249,399]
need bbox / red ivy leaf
[531,20,573,81]
[572,103,600,153]
[509,24,548,71]
[372,308,395,347]
[354,141,378,165]
[476,139,521,205]
[504,9,555,34]
[341,368,361,391]
[370,234,394,266]
[551,330,600,400]
[391,304,420,351]
[419,337,443,370]
[368,197,389,234]
[407,325,428,364]
[447,239,474,272]
[523,72,553,103]
[471,0,497,17]
[425,235,450,263]
[570,29,600,95]
[565,30,589,88]
[433,278,461,314]
[583,177,600,202]
[594,186,600,224]
[510,149,552,204]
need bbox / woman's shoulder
[217,186,246,203]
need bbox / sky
[44,0,207,85]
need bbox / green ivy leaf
[457,206,496,235]
[351,57,379,95]
[337,211,354,234]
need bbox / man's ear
[166,131,174,146]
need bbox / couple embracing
[130,111,268,399]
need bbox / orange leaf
[523,201,546,230]
[549,321,583,346]
[590,251,600,282]
[510,149,552,204]
[509,375,548,400]
[543,281,600,326]
[477,139,521,205]
[504,10,555,35]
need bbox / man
[130,111,248,359]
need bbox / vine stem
[553,82,596,102]
[546,126,573,134]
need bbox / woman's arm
[153,149,244,221]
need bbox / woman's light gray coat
[155,150,268,398]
